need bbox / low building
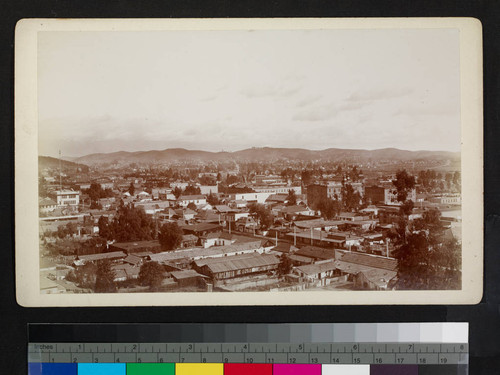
[170,269,209,288]
[365,185,416,205]
[39,197,58,214]
[52,190,80,207]
[194,253,280,283]
[334,251,398,290]
[110,240,162,254]
[294,260,338,282]
[180,223,222,237]
[74,251,127,266]
[177,195,207,208]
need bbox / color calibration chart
[28,323,468,375]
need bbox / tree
[66,263,97,289]
[286,189,297,206]
[248,203,274,229]
[128,182,135,195]
[315,198,341,220]
[184,185,201,195]
[207,192,220,206]
[110,205,155,242]
[94,260,116,293]
[187,202,197,210]
[159,222,183,250]
[278,253,293,276]
[173,187,183,199]
[342,184,361,212]
[300,170,312,187]
[139,261,165,291]
[392,170,416,203]
[98,216,113,240]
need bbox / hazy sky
[38,28,461,157]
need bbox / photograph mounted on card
[15,18,483,306]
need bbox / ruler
[28,342,468,365]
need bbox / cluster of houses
[38,173,461,294]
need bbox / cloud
[292,104,338,122]
[240,81,302,99]
[296,94,322,108]
[347,87,413,102]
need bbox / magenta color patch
[273,364,322,375]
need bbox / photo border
[15,17,483,307]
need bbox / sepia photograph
[15,18,483,306]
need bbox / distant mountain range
[61,147,460,166]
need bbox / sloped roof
[179,195,206,200]
[149,240,263,264]
[295,246,336,260]
[296,260,337,275]
[77,251,126,262]
[170,269,207,280]
[338,252,397,271]
[204,254,279,273]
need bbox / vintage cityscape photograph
[37,27,462,295]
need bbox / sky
[38,28,461,158]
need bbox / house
[365,185,416,205]
[293,219,343,231]
[285,229,350,248]
[39,197,58,214]
[177,195,207,208]
[73,251,127,266]
[334,251,398,290]
[110,240,162,254]
[175,208,197,222]
[294,260,338,281]
[180,223,222,237]
[265,194,288,206]
[200,232,234,248]
[170,269,209,288]
[148,240,265,266]
[270,242,299,254]
[214,205,233,214]
[279,205,315,221]
[294,246,336,261]
[194,253,280,284]
[181,234,198,248]
[51,190,80,207]
[112,263,141,282]
[134,201,170,215]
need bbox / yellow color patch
[175,363,224,375]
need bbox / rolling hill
[68,147,460,166]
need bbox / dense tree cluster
[417,170,460,193]
[158,222,184,250]
[248,203,274,229]
[314,198,341,220]
[94,260,117,293]
[139,261,165,291]
[390,170,461,290]
[98,204,155,242]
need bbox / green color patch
[126,363,175,375]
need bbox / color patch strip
[126,363,175,375]
[224,363,273,375]
[273,364,322,375]
[77,363,126,375]
[28,363,77,375]
[322,364,370,375]
[176,363,224,375]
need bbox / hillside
[70,147,460,166]
[39,156,90,173]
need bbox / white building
[53,190,80,207]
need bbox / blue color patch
[77,363,126,375]
[28,363,77,375]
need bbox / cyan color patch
[77,363,126,375]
